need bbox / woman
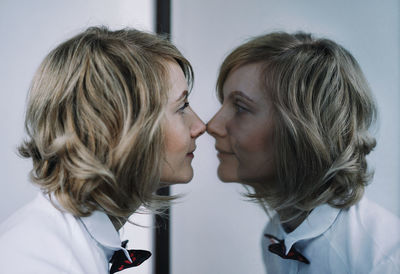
[207,32,400,273]
[0,26,205,273]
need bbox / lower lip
[187,153,194,158]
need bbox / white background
[171,0,400,274]
[0,1,399,274]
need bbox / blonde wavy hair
[217,32,377,221]
[19,26,193,222]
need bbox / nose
[206,108,226,137]
[190,109,206,138]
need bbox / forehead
[222,63,264,100]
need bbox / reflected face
[207,63,276,184]
[161,62,206,184]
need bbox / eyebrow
[229,90,255,102]
[176,90,189,102]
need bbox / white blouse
[262,197,400,274]
[0,193,132,274]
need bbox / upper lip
[188,147,196,154]
[215,146,234,154]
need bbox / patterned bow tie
[109,240,152,274]
[264,234,310,264]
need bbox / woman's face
[161,62,206,184]
[207,63,276,184]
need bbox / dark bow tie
[264,234,310,264]
[109,240,152,274]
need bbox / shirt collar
[42,192,131,263]
[282,203,341,255]
[79,210,132,263]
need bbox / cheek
[230,119,274,160]
[164,118,190,157]
[232,124,276,182]
[229,120,261,152]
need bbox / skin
[161,61,206,184]
[208,62,308,232]
[207,63,275,185]
[111,62,205,231]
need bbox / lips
[187,146,196,158]
[215,146,234,155]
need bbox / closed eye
[229,91,254,115]
[234,101,249,114]
[178,102,190,113]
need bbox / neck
[278,209,309,233]
[108,215,126,231]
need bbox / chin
[175,174,193,184]
[182,168,194,183]
[217,166,238,182]
[162,169,193,185]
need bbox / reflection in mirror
[208,31,400,273]
[171,0,400,273]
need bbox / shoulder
[0,193,77,241]
[354,198,400,271]
[0,194,97,273]
[347,197,400,247]
[327,197,400,271]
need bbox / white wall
[0,1,154,273]
[171,0,400,273]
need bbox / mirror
[170,0,400,273]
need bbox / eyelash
[234,101,248,114]
[178,102,189,113]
